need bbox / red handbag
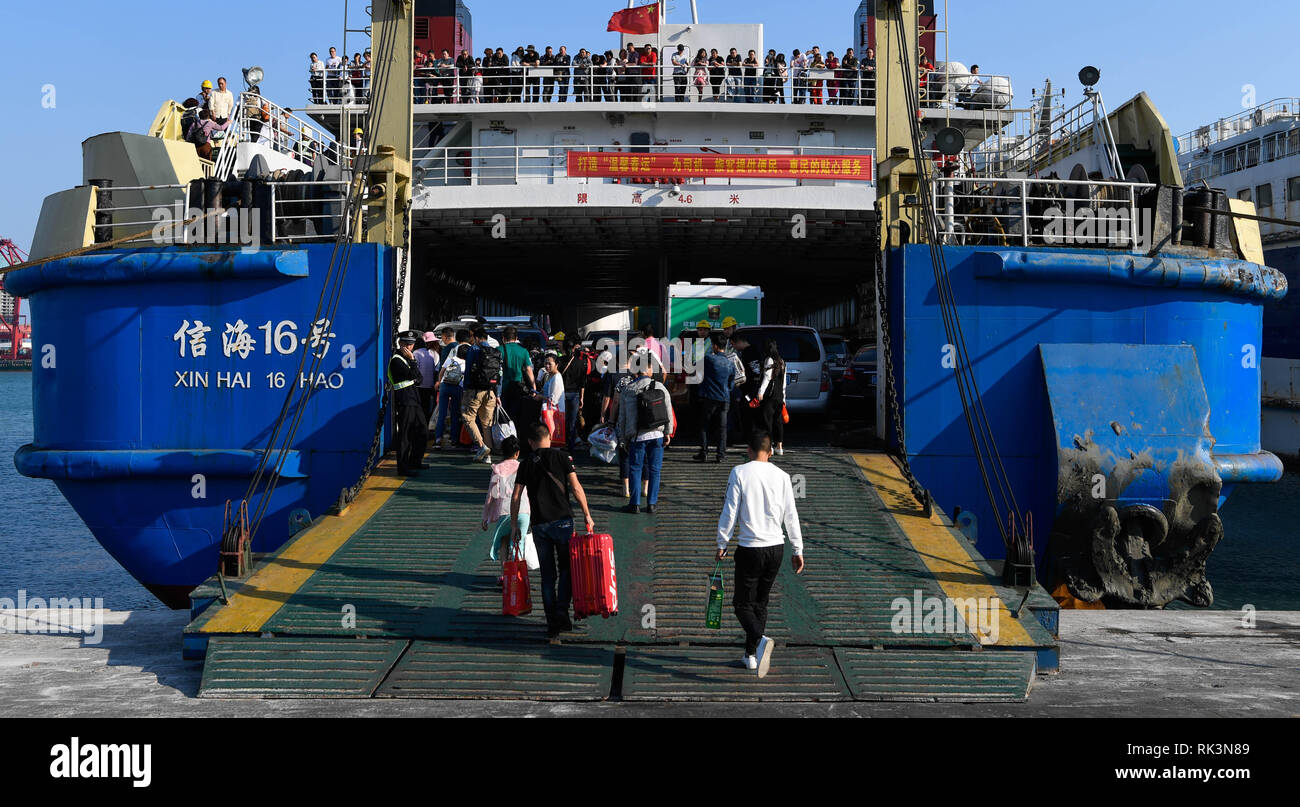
[502,541,532,616]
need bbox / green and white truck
[665,278,763,336]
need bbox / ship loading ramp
[185,442,1058,703]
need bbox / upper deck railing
[309,64,1013,110]
[967,91,1124,180]
[91,180,358,245]
[1177,100,1300,184]
[1176,98,1300,155]
[186,92,358,180]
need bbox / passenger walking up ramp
[186,447,1058,702]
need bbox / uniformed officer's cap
[397,330,419,343]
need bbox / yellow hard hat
[697,320,711,329]
[353,128,363,135]
[201,80,213,89]
[721,316,739,328]
[553,331,566,341]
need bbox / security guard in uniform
[389,331,429,476]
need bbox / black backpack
[636,382,671,431]
[473,344,502,389]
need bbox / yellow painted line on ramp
[197,465,406,634]
[851,453,1036,648]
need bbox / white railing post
[269,184,277,244]
[1020,180,1029,246]
[1129,185,1138,250]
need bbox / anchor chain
[874,221,931,515]
[340,198,412,509]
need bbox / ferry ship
[1177,100,1300,463]
[7,0,1284,612]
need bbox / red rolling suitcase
[569,532,618,619]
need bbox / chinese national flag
[608,2,660,35]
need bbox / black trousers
[759,397,784,445]
[395,400,428,472]
[697,398,728,457]
[418,386,436,422]
[733,545,784,655]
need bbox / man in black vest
[389,331,428,476]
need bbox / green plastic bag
[706,560,725,629]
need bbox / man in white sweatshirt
[716,430,805,677]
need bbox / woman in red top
[825,52,839,105]
[919,54,936,106]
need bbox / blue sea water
[0,370,1295,611]
[0,371,165,612]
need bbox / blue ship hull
[8,244,393,606]
[888,244,1284,605]
[6,238,1284,608]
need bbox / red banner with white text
[566,151,874,181]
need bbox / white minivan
[733,325,832,416]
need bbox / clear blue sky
[1,0,1295,248]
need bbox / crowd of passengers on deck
[308,43,992,107]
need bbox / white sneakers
[740,637,775,676]
[755,636,774,678]
[473,446,491,464]
[774,446,784,456]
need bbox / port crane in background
[0,239,30,361]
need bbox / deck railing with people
[229,92,359,169]
[308,64,1013,110]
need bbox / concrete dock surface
[1,608,1296,717]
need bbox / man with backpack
[434,331,468,450]
[462,326,502,463]
[614,350,675,514]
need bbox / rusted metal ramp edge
[198,637,406,698]
[375,642,614,700]
[620,646,851,702]
[835,649,1036,702]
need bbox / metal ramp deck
[188,447,1057,702]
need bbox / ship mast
[359,0,415,332]
[873,0,923,251]
[362,0,414,252]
